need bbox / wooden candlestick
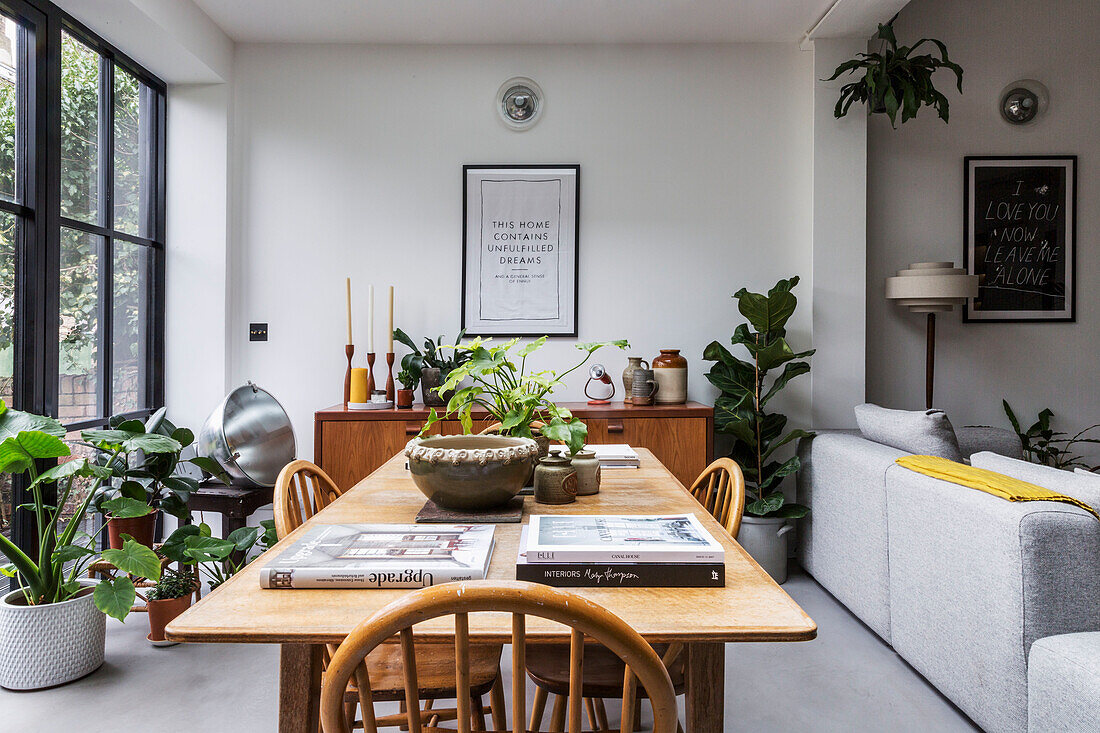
[366,352,376,396]
[385,353,395,402]
[343,344,355,406]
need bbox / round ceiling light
[497,77,544,131]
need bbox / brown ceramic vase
[652,348,688,404]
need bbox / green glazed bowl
[404,435,540,510]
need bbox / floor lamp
[885,262,978,409]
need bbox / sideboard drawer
[321,421,409,490]
[584,417,709,488]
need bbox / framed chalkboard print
[964,156,1076,322]
[462,165,579,336]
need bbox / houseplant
[0,401,167,689]
[702,277,814,583]
[1003,400,1100,471]
[826,15,963,127]
[145,568,197,644]
[396,369,418,409]
[393,328,471,407]
[161,519,276,591]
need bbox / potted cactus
[396,369,418,409]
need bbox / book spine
[516,563,724,588]
[526,549,723,564]
[259,567,484,589]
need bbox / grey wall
[867,0,1100,440]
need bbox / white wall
[229,43,815,457]
[867,0,1100,438]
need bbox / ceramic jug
[652,349,688,404]
[630,369,659,406]
[621,357,649,405]
[569,449,601,495]
[534,455,578,504]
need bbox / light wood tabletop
[167,448,815,732]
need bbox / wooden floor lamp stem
[925,312,936,410]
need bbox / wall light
[497,77,544,131]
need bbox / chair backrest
[320,581,679,733]
[273,459,344,539]
[689,458,746,539]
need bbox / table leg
[279,643,323,733]
[685,642,724,733]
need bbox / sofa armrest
[957,426,1023,460]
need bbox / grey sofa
[797,429,1100,733]
[1028,632,1100,732]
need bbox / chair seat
[526,642,685,699]
[342,642,504,702]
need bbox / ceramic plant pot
[534,455,579,505]
[396,389,415,409]
[652,349,688,404]
[405,435,539,510]
[107,510,157,550]
[569,449,601,496]
[621,357,649,405]
[419,368,455,407]
[147,594,192,644]
[737,515,795,584]
[0,580,105,690]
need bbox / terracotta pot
[147,594,192,643]
[396,389,415,409]
[621,357,649,405]
[107,511,157,550]
[534,455,578,505]
[652,348,688,404]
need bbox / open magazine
[525,514,723,564]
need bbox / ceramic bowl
[404,435,540,510]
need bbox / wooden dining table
[166,448,816,732]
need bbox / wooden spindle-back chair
[273,460,505,730]
[320,581,679,733]
[688,458,746,540]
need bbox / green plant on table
[703,277,815,518]
[0,401,168,620]
[1003,400,1100,471]
[161,519,277,590]
[397,369,419,391]
[826,15,963,127]
[393,329,471,384]
[421,337,629,455]
[146,567,196,601]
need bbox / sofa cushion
[1028,632,1100,733]
[854,403,962,461]
[970,452,1100,515]
[957,426,1023,460]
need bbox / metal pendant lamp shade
[885,262,978,410]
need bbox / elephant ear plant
[827,15,963,127]
[703,277,814,518]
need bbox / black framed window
[1,0,165,554]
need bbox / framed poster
[462,165,579,336]
[964,156,1076,322]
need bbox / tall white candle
[387,286,394,353]
[368,285,375,352]
[345,278,352,345]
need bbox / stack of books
[551,444,640,468]
[515,514,725,587]
[259,523,495,589]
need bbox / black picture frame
[461,164,580,337]
[964,155,1077,323]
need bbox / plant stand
[188,481,274,565]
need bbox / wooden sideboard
[314,401,714,490]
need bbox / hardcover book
[258,524,495,589]
[524,514,723,564]
[515,527,724,587]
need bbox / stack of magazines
[515,514,725,587]
[551,444,640,468]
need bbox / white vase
[737,516,795,584]
[0,579,106,690]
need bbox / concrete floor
[0,566,978,732]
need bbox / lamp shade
[885,261,979,313]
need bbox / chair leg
[490,673,507,731]
[584,697,599,730]
[594,698,609,731]
[549,694,566,732]
[472,695,486,731]
[634,697,643,731]
[530,686,548,732]
[344,700,357,728]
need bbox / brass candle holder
[385,352,395,402]
[343,344,355,406]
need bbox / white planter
[0,579,106,690]
[738,516,795,584]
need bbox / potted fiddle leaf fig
[703,277,814,583]
[0,401,164,689]
[393,329,471,407]
[826,15,963,127]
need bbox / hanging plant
[826,15,963,127]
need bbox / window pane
[61,32,101,224]
[59,227,100,423]
[0,211,13,539]
[0,15,20,203]
[113,66,153,237]
[59,432,97,540]
[112,240,148,413]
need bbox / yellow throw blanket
[896,455,1100,521]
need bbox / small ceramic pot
[396,389,415,409]
[405,435,539,509]
[107,510,157,550]
[147,594,192,644]
[534,455,578,505]
[630,369,659,406]
[420,368,455,407]
[622,357,649,405]
[569,449,601,496]
[652,348,688,404]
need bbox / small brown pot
[147,594,192,643]
[107,511,157,550]
[534,455,578,505]
[396,389,415,409]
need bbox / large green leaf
[713,398,756,444]
[0,405,69,472]
[101,537,162,580]
[773,502,810,519]
[29,457,109,489]
[704,360,757,402]
[745,491,786,517]
[734,277,799,335]
[227,526,262,552]
[761,361,812,406]
[762,429,815,462]
[94,577,136,621]
[81,429,181,455]
[183,535,235,563]
[101,496,154,519]
[760,455,801,493]
[161,524,205,564]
